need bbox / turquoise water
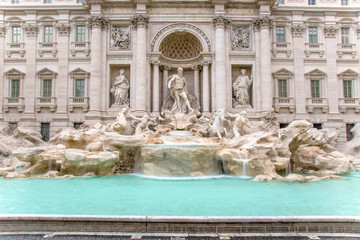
[0,174,360,216]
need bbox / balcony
[273,97,295,113]
[68,97,89,112]
[337,44,357,59]
[70,42,90,57]
[271,42,291,57]
[306,97,328,113]
[36,97,57,112]
[304,43,324,58]
[6,43,25,58]
[339,98,360,113]
[3,97,25,112]
[38,42,57,57]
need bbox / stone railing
[273,97,295,113]
[68,97,89,112]
[36,97,57,112]
[304,43,324,58]
[70,42,90,57]
[337,43,357,59]
[306,97,328,113]
[3,97,25,112]
[271,42,291,57]
[6,42,25,57]
[38,42,57,57]
[339,98,360,113]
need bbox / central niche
[159,32,203,60]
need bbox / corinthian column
[151,60,160,113]
[192,65,200,101]
[213,16,230,110]
[88,16,107,118]
[0,25,5,120]
[202,60,211,113]
[131,15,149,112]
[253,15,273,111]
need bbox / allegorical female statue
[167,67,194,114]
[110,69,130,107]
[233,69,253,107]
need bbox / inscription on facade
[226,8,258,16]
[148,8,212,15]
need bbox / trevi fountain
[1,67,360,218]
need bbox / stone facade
[0,0,359,146]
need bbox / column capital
[23,23,38,37]
[324,25,338,38]
[201,60,212,66]
[0,25,5,37]
[160,65,171,71]
[291,23,305,37]
[212,15,230,29]
[56,23,71,36]
[131,14,149,29]
[88,16,108,29]
[253,15,272,30]
[191,65,202,71]
[150,59,160,66]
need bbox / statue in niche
[232,27,250,50]
[233,69,253,107]
[161,67,201,117]
[110,69,130,107]
[111,27,130,49]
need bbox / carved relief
[111,26,130,49]
[23,24,38,37]
[232,26,250,50]
[212,15,231,28]
[88,16,108,29]
[253,16,272,29]
[324,25,338,38]
[291,24,305,37]
[130,15,149,29]
[56,23,71,36]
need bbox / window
[341,0,348,5]
[10,79,20,98]
[276,26,286,43]
[77,0,84,3]
[44,26,53,43]
[44,0,52,3]
[12,26,21,43]
[313,123,322,130]
[277,0,284,3]
[278,79,288,97]
[308,0,315,4]
[12,0,20,4]
[309,27,318,43]
[76,25,86,43]
[311,79,320,98]
[41,123,50,142]
[75,79,85,97]
[346,124,355,141]
[341,27,350,44]
[42,79,52,97]
[343,80,353,98]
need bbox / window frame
[75,25,86,43]
[308,0,316,5]
[341,27,350,44]
[308,27,318,44]
[11,26,21,43]
[74,78,85,97]
[43,25,54,43]
[276,26,286,43]
[341,0,349,5]
[310,79,321,98]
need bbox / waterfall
[286,159,292,175]
[350,164,356,172]
[234,150,250,178]
[242,159,249,177]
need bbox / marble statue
[110,69,130,107]
[167,67,194,114]
[110,107,130,134]
[209,109,232,139]
[233,69,253,107]
[128,112,157,135]
[226,111,251,137]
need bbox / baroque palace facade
[0,0,359,145]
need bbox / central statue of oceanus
[161,67,200,117]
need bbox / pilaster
[161,65,171,101]
[151,59,160,113]
[0,23,4,120]
[202,60,211,113]
[253,15,273,111]
[291,23,306,116]
[192,65,201,101]
[324,24,339,114]
[131,14,149,113]
[213,15,230,110]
